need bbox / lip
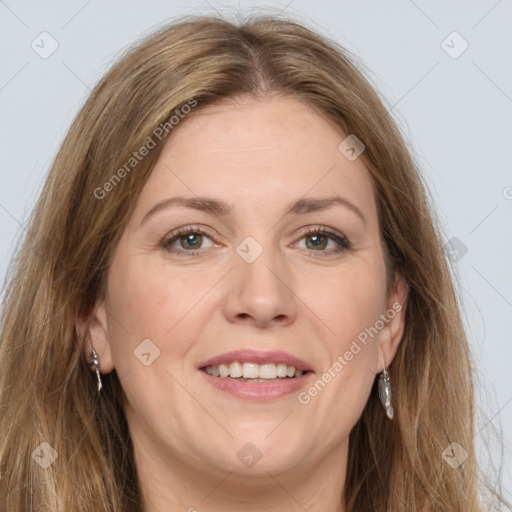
[197,349,313,372]
[200,369,314,401]
[198,349,315,401]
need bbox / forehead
[133,95,377,226]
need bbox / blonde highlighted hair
[0,13,509,511]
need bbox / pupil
[182,233,201,249]
[307,234,327,250]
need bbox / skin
[80,95,408,512]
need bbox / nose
[222,243,298,328]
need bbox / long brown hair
[0,14,508,511]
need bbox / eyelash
[161,225,352,257]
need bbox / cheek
[298,259,386,427]
[105,254,216,368]
[309,254,387,352]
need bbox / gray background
[1,0,510,498]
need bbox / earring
[88,349,103,395]
[378,367,394,420]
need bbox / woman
[0,14,508,512]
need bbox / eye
[161,225,351,257]
[162,226,215,255]
[293,227,351,256]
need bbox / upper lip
[198,349,313,372]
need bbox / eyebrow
[139,195,366,227]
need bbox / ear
[76,299,115,374]
[376,270,409,373]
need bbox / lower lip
[200,370,314,400]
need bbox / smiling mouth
[200,362,312,382]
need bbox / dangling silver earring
[378,366,394,420]
[88,349,103,395]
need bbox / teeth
[218,363,229,378]
[277,363,288,377]
[229,362,243,378]
[243,362,260,379]
[259,363,277,379]
[203,361,307,379]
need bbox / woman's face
[87,95,407,485]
